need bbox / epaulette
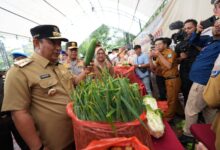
[14,58,33,68]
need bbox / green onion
[71,68,144,122]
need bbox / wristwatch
[138,64,141,68]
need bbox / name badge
[40,74,51,79]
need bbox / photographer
[149,38,183,119]
[183,19,220,141]
[188,1,220,48]
[175,19,200,105]
[151,36,167,100]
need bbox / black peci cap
[66,41,78,50]
[30,25,68,42]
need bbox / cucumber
[84,38,97,66]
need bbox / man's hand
[83,61,94,74]
[12,110,43,150]
[74,62,94,85]
[180,52,188,59]
[84,63,94,74]
[149,50,159,58]
[197,23,204,33]
[152,50,160,57]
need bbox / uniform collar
[32,52,50,68]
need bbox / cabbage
[143,95,158,110]
[143,95,165,138]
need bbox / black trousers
[156,75,167,100]
[0,113,29,150]
[180,73,193,106]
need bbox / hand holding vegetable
[84,61,94,74]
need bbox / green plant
[71,69,145,123]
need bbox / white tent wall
[161,0,213,36]
[0,0,164,44]
[134,0,214,51]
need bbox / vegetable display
[71,69,144,123]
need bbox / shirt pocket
[38,78,58,95]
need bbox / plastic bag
[83,136,150,150]
[157,101,168,114]
[114,66,146,95]
[66,103,153,150]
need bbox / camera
[169,21,190,53]
[174,40,191,53]
[169,21,187,44]
[171,29,187,44]
[200,15,218,29]
[148,34,157,60]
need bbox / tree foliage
[79,24,135,55]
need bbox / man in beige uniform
[63,41,84,75]
[149,37,183,119]
[2,25,90,150]
[203,54,220,150]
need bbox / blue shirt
[189,32,213,48]
[189,40,220,85]
[134,53,149,78]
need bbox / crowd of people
[0,0,220,150]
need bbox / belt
[165,75,179,80]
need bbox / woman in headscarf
[94,47,114,77]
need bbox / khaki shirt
[155,49,179,78]
[63,58,84,75]
[2,52,74,150]
[203,54,220,150]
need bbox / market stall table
[114,66,184,150]
[152,120,184,150]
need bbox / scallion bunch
[71,69,144,123]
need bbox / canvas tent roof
[0,0,164,43]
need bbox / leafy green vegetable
[143,95,165,138]
[143,95,158,110]
[71,68,144,123]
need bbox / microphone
[169,21,184,30]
